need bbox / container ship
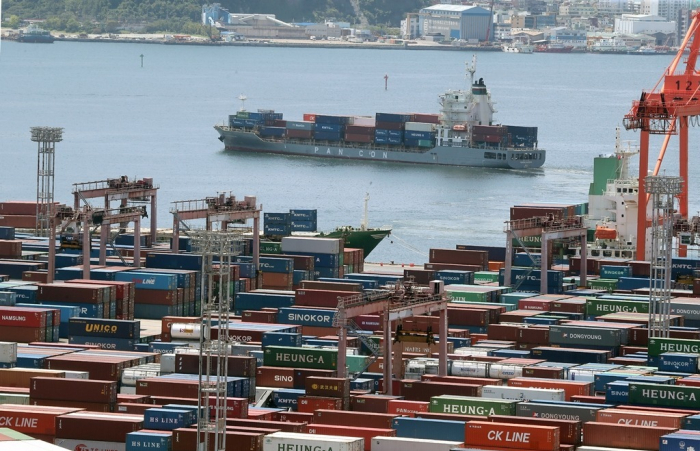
[215,58,545,170]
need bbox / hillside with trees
[1,0,433,34]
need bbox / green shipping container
[263,346,338,370]
[429,395,518,417]
[346,355,370,373]
[446,291,489,303]
[474,272,499,283]
[260,241,282,254]
[585,298,649,316]
[648,337,700,357]
[628,382,700,409]
[418,140,433,147]
[587,279,618,292]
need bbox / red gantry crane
[623,10,700,260]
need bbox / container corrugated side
[263,432,363,451]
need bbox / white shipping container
[0,393,29,405]
[0,441,74,450]
[352,116,375,126]
[481,385,566,402]
[489,364,524,379]
[264,432,364,451]
[371,437,463,451]
[281,236,342,254]
[54,438,125,451]
[160,353,175,373]
[404,121,434,132]
[0,342,17,363]
[450,361,488,378]
[63,371,89,379]
[121,363,161,386]
[119,386,136,395]
[453,347,491,356]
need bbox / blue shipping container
[114,272,178,291]
[392,417,465,442]
[69,335,137,351]
[291,221,317,232]
[277,307,335,328]
[264,213,291,224]
[290,210,317,220]
[314,131,343,141]
[144,408,192,430]
[314,123,345,133]
[126,431,172,451]
[236,256,293,273]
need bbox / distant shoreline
[1,31,501,52]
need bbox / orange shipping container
[306,424,395,451]
[387,400,430,417]
[595,408,687,429]
[582,422,676,450]
[507,377,592,401]
[465,421,560,451]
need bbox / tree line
[1,0,432,34]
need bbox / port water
[0,41,694,264]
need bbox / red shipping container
[0,215,37,228]
[297,396,343,413]
[488,415,581,446]
[412,113,440,124]
[424,262,484,272]
[596,408,686,429]
[518,299,554,311]
[522,367,565,379]
[135,288,177,305]
[257,366,295,388]
[55,412,144,442]
[294,289,355,308]
[0,240,22,258]
[582,422,675,450]
[30,377,117,403]
[0,326,46,343]
[172,427,263,451]
[386,400,430,417]
[465,421,560,451]
[345,134,374,143]
[305,376,350,398]
[0,201,53,215]
[313,410,397,429]
[225,419,306,433]
[160,316,200,342]
[507,377,592,401]
[31,398,113,412]
[0,308,47,328]
[209,397,248,419]
[306,424,396,451]
[0,406,82,435]
[241,310,278,323]
[277,411,314,424]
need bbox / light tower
[31,127,63,237]
[193,230,242,451]
[646,175,683,338]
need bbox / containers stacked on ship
[345,124,376,144]
[286,119,315,140]
[230,109,283,130]
[507,125,539,148]
[375,113,411,146]
[314,115,352,142]
[404,121,437,148]
[472,124,509,148]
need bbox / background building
[418,4,493,41]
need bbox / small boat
[502,42,534,54]
[534,42,574,53]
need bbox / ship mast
[466,55,477,87]
[361,192,370,231]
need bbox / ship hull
[319,228,391,257]
[215,127,545,170]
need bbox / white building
[614,14,675,34]
[419,4,493,41]
[640,0,689,21]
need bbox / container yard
[3,22,700,451]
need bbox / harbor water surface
[0,41,695,264]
